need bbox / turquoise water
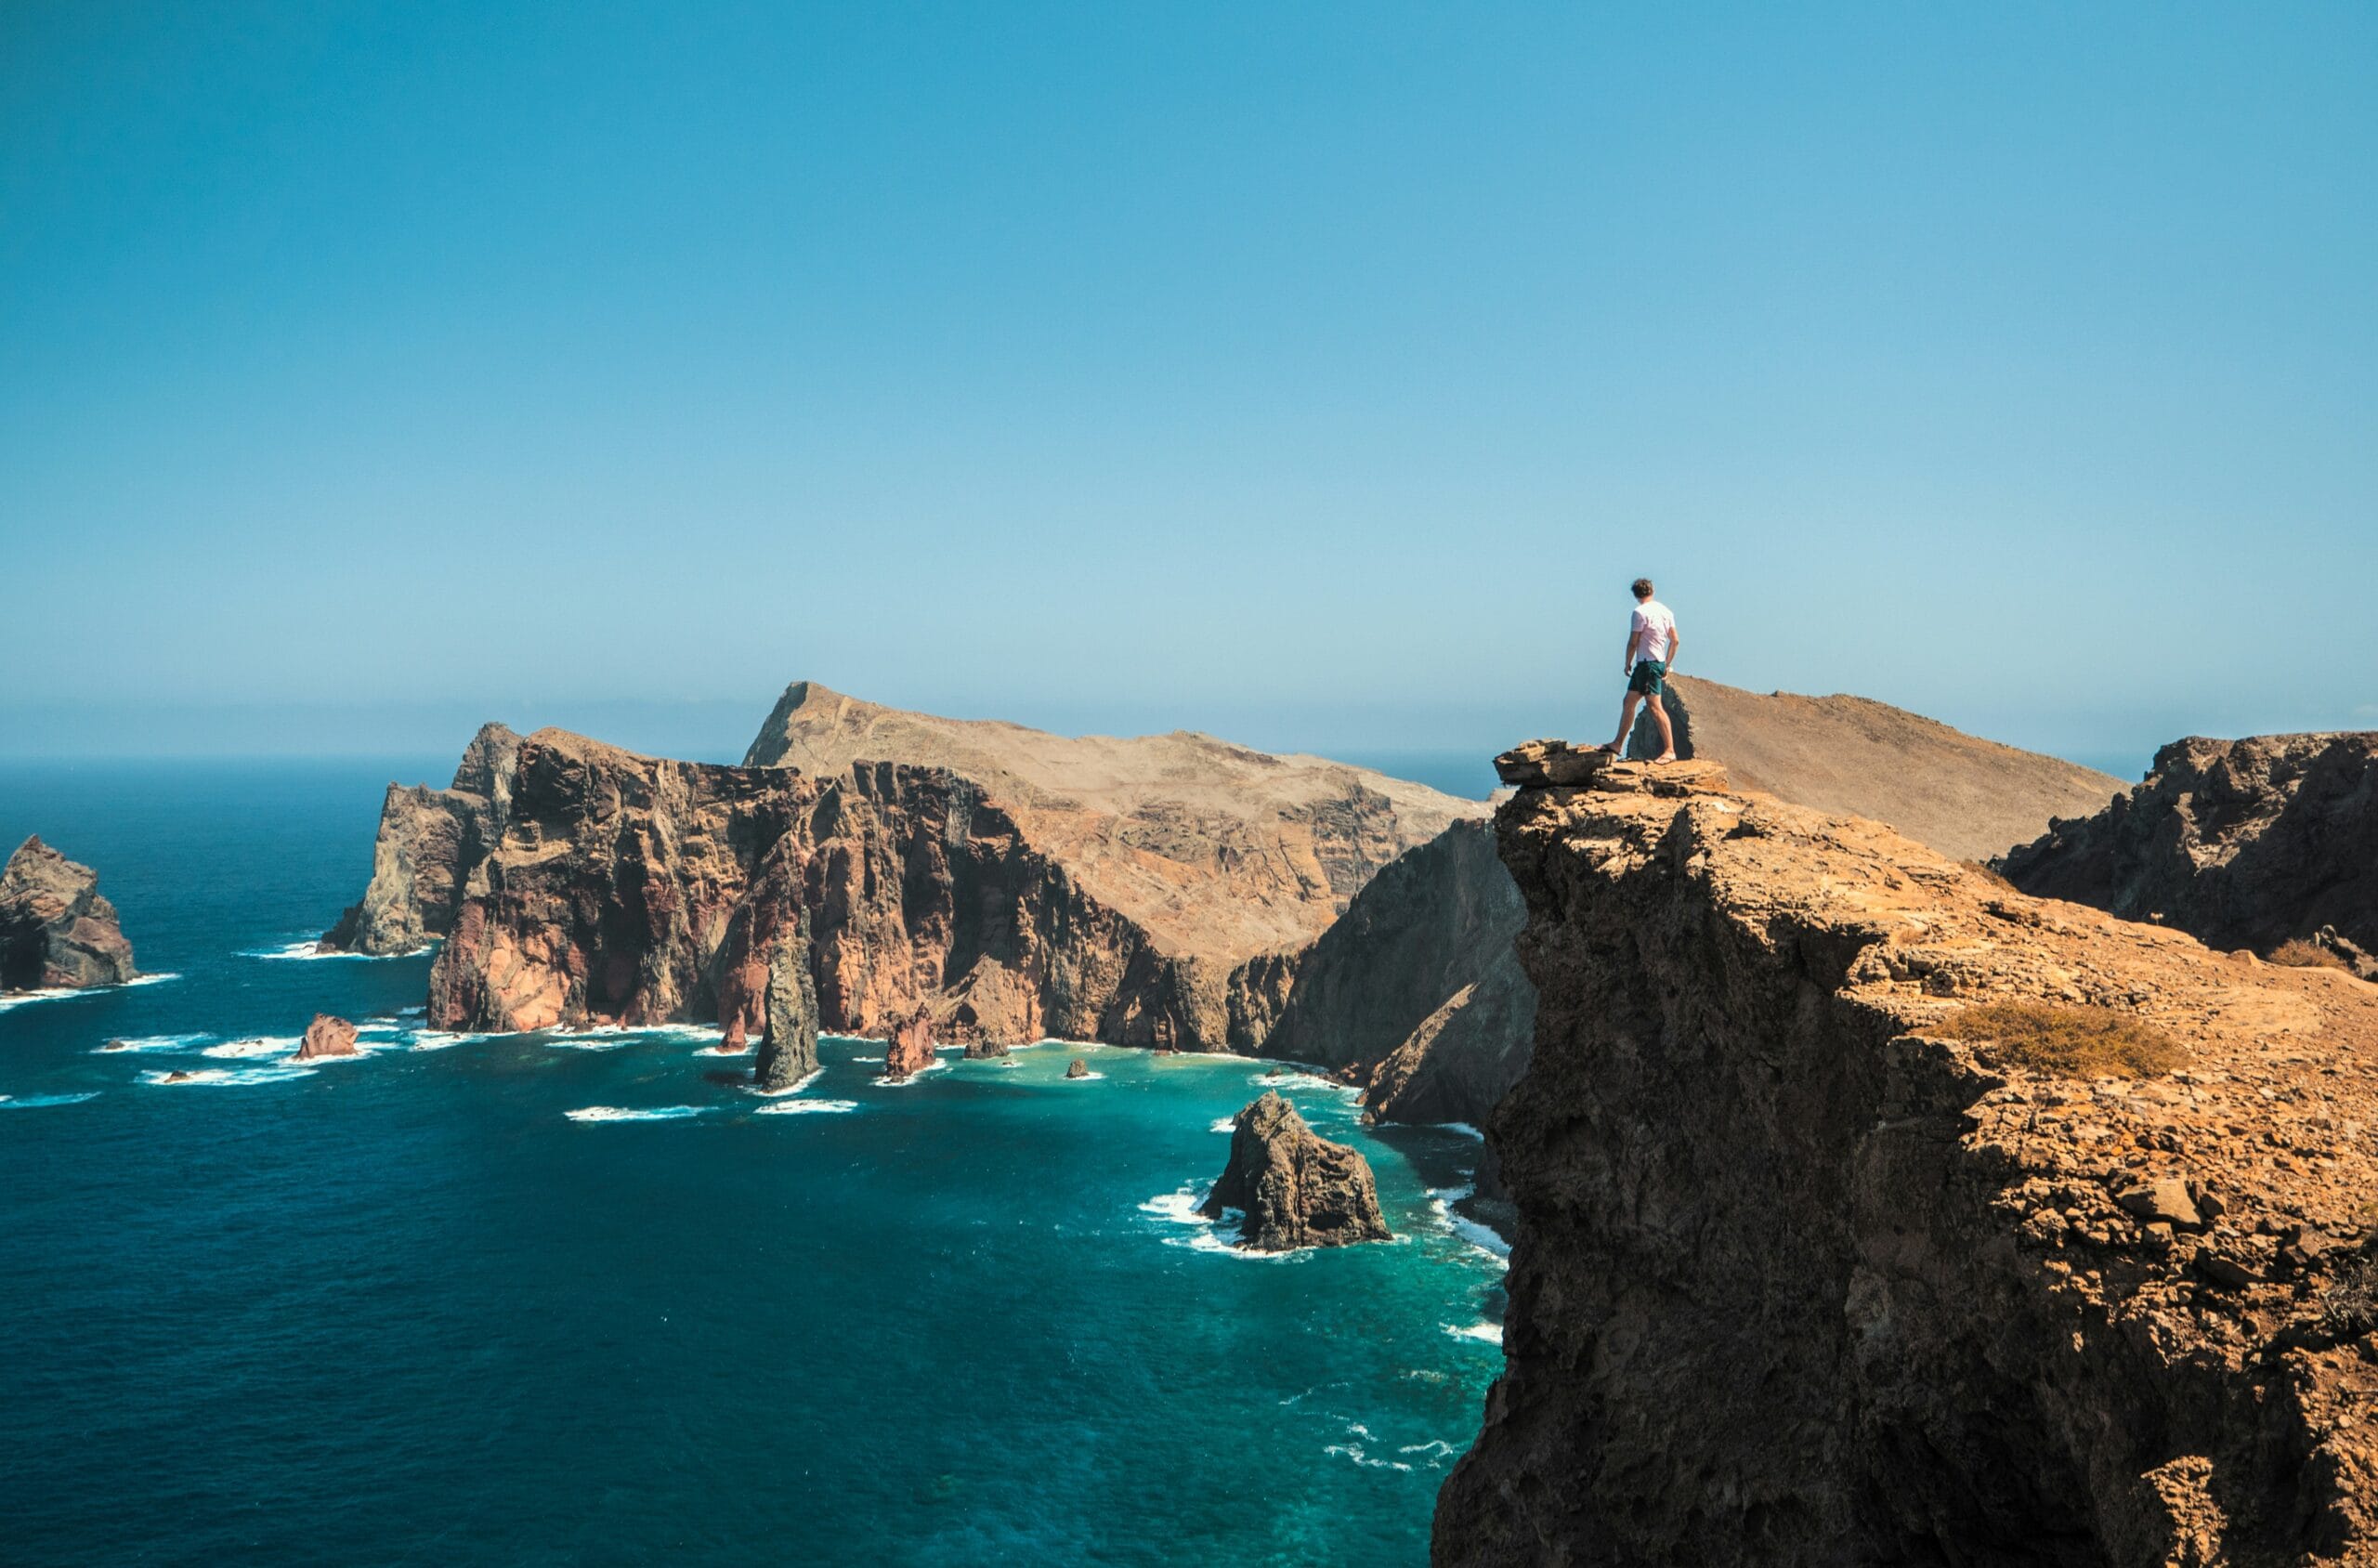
[0,762,1504,1566]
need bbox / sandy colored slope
[743,682,1488,960]
[1656,674,2124,862]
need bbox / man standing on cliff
[1601,577,1680,763]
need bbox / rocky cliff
[320,723,521,954]
[1261,819,1533,1129]
[0,836,137,990]
[2002,732,2378,963]
[1436,754,2378,1566]
[1204,1091,1392,1251]
[742,680,1484,960]
[423,727,1303,1050]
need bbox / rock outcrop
[882,1008,935,1082]
[752,918,821,1091]
[1202,1091,1392,1251]
[1627,673,2123,861]
[2002,732,2378,963]
[320,724,521,954]
[1065,1057,1089,1078]
[1436,749,2378,1566]
[0,836,137,990]
[294,1014,359,1060]
[1260,819,1533,1129]
[424,728,1299,1051]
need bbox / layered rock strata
[1261,819,1533,1129]
[2003,732,2378,962]
[1203,1091,1392,1251]
[0,836,137,990]
[1436,752,2378,1565]
[424,728,1300,1051]
[320,724,521,954]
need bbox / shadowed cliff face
[422,728,1295,1050]
[2002,732,2378,960]
[320,723,521,955]
[1259,819,1534,1129]
[1437,759,2378,1567]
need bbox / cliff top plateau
[742,680,1484,960]
[1441,755,2378,1566]
[1642,673,2124,862]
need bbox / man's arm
[1623,628,1641,674]
[1666,624,1679,673]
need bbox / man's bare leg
[1601,692,1644,753]
[1645,695,1677,763]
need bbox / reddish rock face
[1439,753,2378,1568]
[423,729,1295,1050]
[882,1009,935,1082]
[0,836,137,991]
[294,1014,359,1060]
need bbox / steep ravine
[1436,756,2378,1567]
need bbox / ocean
[0,760,1505,1567]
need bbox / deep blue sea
[0,761,1506,1567]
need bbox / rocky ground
[0,835,137,991]
[1438,751,2378,1567]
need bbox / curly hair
[1631,578,1654,599]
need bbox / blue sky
[3,2,2371,776]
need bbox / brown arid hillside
[1638,673,2124,862]
[1439,749,2378,1567]
[743,680,1486,960]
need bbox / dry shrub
[2319,1247,2378,1339]
[2270,938,2353,973]
[1961,860,2018,892]
[1934,1000,2183,1078]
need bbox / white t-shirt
[1629,600,1676,665]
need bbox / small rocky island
[294,1014,359,1061]
[0,836,138,991]
[1204,1091,1392,1251]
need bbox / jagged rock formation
[1437,752,2378,1566]
[294,1014,359,1060]
[425,728,1300,1050]
[882,1008,935,1082]
[1065,1057,1089,1078]
[1261,820,1532,1129]
[320,724,521,954]
[743,679,1483,961]
[0,836,137,990]
[1628,674,2123,861]
[753,917,820,1091]
[2002,732,2378,963]
[1203,1091,1392,1251]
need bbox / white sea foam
[870,1059,947,1088]
[249,940,429,960]
[1062,1069,1106,1081]
[1247,1068,1356,1096]
[404,1030,490,1051]
[754,1098,859,1116]
[204,1036,301,1059]
[1209,1117,1237,1133]
[0,973,176,1011]
[0,1091,101,1108]
[743,1069,824,1098]
[95,1033,210,1054]
[1399,1440,1460,1460]
[1324,1442,1415,1473]
[1429,1185,1512,1261]
[564,1104,713,1123]
[1140,1186,1214,1225]
[542,1035,631,1052]
[1434,1121,1484,1140]
[1444,1322,1504,1346]
[140,1065,316,1088]
[694,1041,752,1056]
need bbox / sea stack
[1202,1091,1392,1251]
[294,1014,359,1060]
[1065,1057,1090,1078]
[753,931,821,1092]
[882,1007,935,1082]
[0,836,137,991]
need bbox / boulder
[1202,1091,1392,1250]
[882,1008,935,1082]
[1065,1057,1090,1078]
[0,836,137,991]
[294,1014,359,1060]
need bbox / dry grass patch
[1934,1000,2183,1078]
[2270,938,2353,973]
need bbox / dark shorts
[1627,660,1666,697]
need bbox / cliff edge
[1437,753,2378,1566]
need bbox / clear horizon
[6,4,2372,771]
